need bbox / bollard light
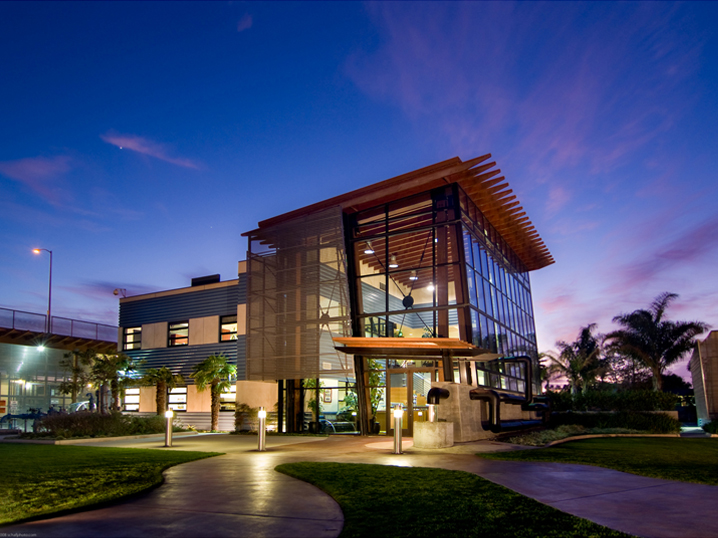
[165,409,174,447]
[428,403,436,423]
[258,407,267,451]
[393,404,404,454]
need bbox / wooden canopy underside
[247,154,554,273]
[332,336,501,361]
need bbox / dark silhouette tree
[605,292,709,391]
[545,323,604,394]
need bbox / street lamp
[32,248,53,334]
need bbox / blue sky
[1,2,717,374]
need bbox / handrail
[0,306,117,342]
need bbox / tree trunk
[156,380,167,414]
[652,367,663,391]
[211,380,220,431]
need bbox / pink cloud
[611,216,718,292]
[0,155,72,205]
[101,132,199,169]
[237,13,252,32]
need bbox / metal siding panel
[120,285,239,326]
[126,342,237,380]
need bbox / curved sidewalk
[4,434,718,538]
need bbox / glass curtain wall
[349,184,540,414]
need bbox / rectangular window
[220,315,238,341]
[168,321,189,346]
[123,327,141,350]
[168,387,187,411]
[124,388,140,412]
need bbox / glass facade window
[168,321,189,346]
[350,182,540,400]
[123,327,141,350]
[220,315,238,341]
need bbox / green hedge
[548,389,679,412]
[29,412,177,439]
[550,411,681,433]
[703,421,718,434]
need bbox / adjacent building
[690,331,718,425]
[119,154,554,437]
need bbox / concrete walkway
[3,434,718,538]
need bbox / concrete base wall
[432,382,537,442]
[414,421,454,448]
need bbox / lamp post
[393,404,404,454]
[32,248,52,334]
[165,409,174,447]
[258,407,267,451]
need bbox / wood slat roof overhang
[244,155,554,272]
[332,337,500,361]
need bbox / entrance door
[386,368,435,436]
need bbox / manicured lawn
[480,438,718,486]
[276,462,629,538]
[0,444,221,525]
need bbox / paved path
[3,434,718,538]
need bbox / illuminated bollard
[393,404,404,454]
[258,407,267,451]
[164,409,174,447]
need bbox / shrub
[703,421,718,434]
[546,389,678,412]
[235,403,259,432]
[550,411,681,434]
[507,425,644,446]
[30,412,179,439]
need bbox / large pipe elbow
[427,387,450,405]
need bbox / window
[168,321,189,346]
[220,315,238,341]
[123,327,141,350]
[124,388,140,411]
[168,387,187,411]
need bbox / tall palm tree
[191,354,236,431]
[143,367,185,415]
[605,292,709,391]
[545,324,604,395]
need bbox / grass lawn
[276,462,629,538]
[0,444,221,525]
[480,438,718,486]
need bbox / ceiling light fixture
[409,270,418,281]
[427,283,435,292]
[364,241,375,255]
[389,254,399,269]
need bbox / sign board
[9,400,19,414]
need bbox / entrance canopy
[332,336,500,361]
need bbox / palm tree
[92,353,139,412]
[605,292,709,391]
[143,367,185,415]
[191,354,236,431]
[545,324,604,395]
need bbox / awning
[332,336,501,361]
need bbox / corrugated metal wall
[125,339,242,380]
[120,277,245,326]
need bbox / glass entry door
[386,368,435,436]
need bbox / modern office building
[690,331,718,425]
[120,154,554,438]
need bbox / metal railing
[0,307,117,343]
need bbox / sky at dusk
[1,2,717,376]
